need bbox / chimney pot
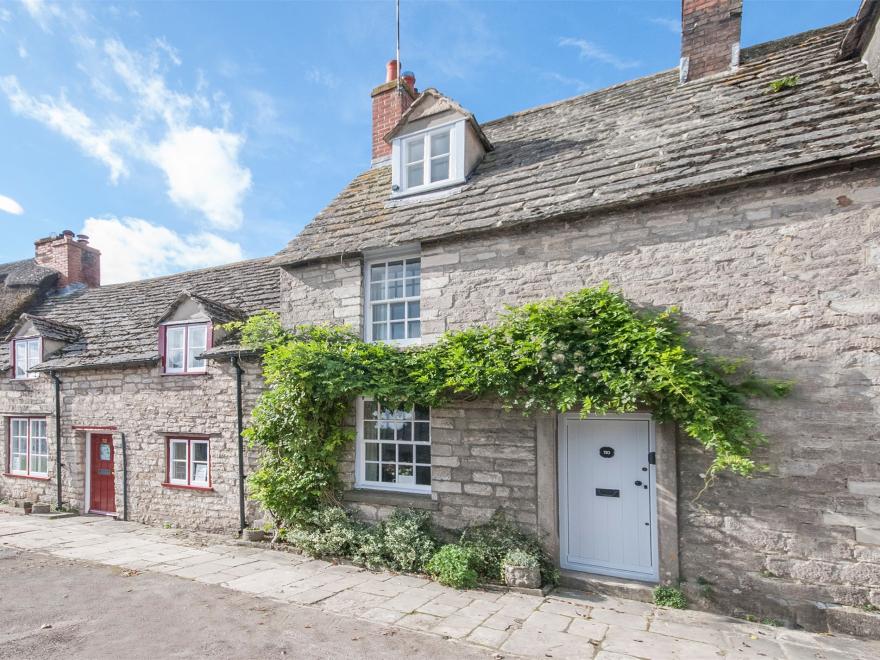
[371,60,417,164]
[76,234,89,244]
[62,229,75,238]
[386,59,400,83]
[34,229,101,289]
[402,71,416,90]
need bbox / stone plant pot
[243,528,265,542]
[32,503,51,514]
[503,565,541,589]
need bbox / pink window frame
[6,416,49,479]
[160,322,211,375]
[163,436,212,490]
[10,336,42,380]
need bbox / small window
[166,438,210,488]
[8,418,48,477]
[366,257,420,343]
[358,399,431,493]
[12,337,41,379]
[163,323,208,374]
[400,126,453,194]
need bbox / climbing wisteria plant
[233,285,790,526]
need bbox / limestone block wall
[280,257,363,335]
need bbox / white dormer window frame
[161,321,210,375]
[391,119,467,197]
[11,337,41,380]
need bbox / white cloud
[559,37,641,70]
[0,195,24,215]
[18,43,28,59]
[0,8,12,22]
[649,17,681,35]
[543,71,591,94]
[81,216,244,283]
[22,0,64,32]
[0,75,130,182]
[305,67,339,89]
[151,127,252,230]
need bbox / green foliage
[236,286,790,526]
[382,509,437,572]
[502,549,540,571]
[426,544,478,589]
[286,506,360,557]
[351,525,387,571]
[654,585,688,609]
[459,512,557,585]
[768,75,799,93]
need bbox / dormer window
[162,323,208,374]
[403,126,452,190]
[12,337,41,380]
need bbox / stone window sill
[3,472,50,481]
[343,488,438,511]
[161,482,214,492]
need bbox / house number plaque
[599,446,615,458]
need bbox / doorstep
[0,503,78,519]
[557,569,656,603]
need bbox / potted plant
[501,549,541,589]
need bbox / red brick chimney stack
[34,230,101,289]
[371,59,417,164]
[680,0,743,83]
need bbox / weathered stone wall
[280,164,880,631]
[0,358,265,532]
[280,257,363,334]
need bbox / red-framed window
[11,337,41,380]
[8,417,48,478]
[165,437,211,489]
[160,323,210,374]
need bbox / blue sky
[0,0,860,282]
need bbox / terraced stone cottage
[2,0,880,637]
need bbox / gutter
[49,371,62,510]
[231,356,246,533]
[121,431,128,521]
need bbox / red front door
[89,434,116,513]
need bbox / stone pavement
[1,513,878,659]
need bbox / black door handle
[634,480,643,486]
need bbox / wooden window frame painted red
[160,322,212,376]
[162,436,213,491]
[9,336,42,380]
[5,416,49,479]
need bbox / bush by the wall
[426,544,478,589]
[382,509,437,572]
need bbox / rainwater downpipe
[50,371,62,510]
[231,356,246,533]
[121,432,128,521]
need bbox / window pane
[14,342,27,377]
[172,442,187,460]
[414,405,430,421]
[398,444,413,463]
[363,422,378,440]
[192,463,209,483]
[188,325,207,350]
[365,462,379,482]
[192,442,208,462]
[387,280,404,299]
[12,454,26,471]
[431,130,450,156]
[372,323,387,341]
[416,444,431,464]
[363,400,378,419]
[12,419,27,438]
[407,301,420,318]
[27,339,40,368]
[370,282,385,302]
[414,422,430,443]
[405,259,420,278]
[416,466,431,486]
[372,304,387,322]
[407,163,423,188]
[390,322,405,340]
[398,465,414,484]
[172,461,187,481]
[378,422,396,440]
[381,464,396,483]
[365,442,379,461]
[31,419,47,438]
[405,280,420,297]
[405,138,424,164]
[370,264,385,282]
[389,302,405,320]
[35,456,48,475]
[166,327,185,349]
[381,443,396,462]
[408,321,421,339]
[387,261,404,280]
[398,423,411,442]
[430,156,450,183]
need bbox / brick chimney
[371,59,417,164]
[680,0,743,83]
[34,230,101,289]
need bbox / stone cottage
[271,0,880,636]
[0,230,278,531]
[2,0,880,637]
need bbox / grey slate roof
[0,259,57,288]
[274,21,880,266]
[154,291,247,326]
[4,314,82,343]
[0,257,280,372]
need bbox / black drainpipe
[121,432,128,521]
[50,371,62,510]
[231,356,246,532]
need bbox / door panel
[560,416,657,580]
[89,434,116,513]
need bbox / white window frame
[167,437,211,488]
[364,252,421,345]
[391,119,466,197]
[12,337,41,380]
[163,322,209,375]
[8,417,48,478]
[355,397,431,495]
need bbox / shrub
[501,549,540,570]
[653,585,687,609]
[287,506,361,558]
[352,525,387,571]
[426,544,478,589]
[382,509,437,572]
[459,512,557,586]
